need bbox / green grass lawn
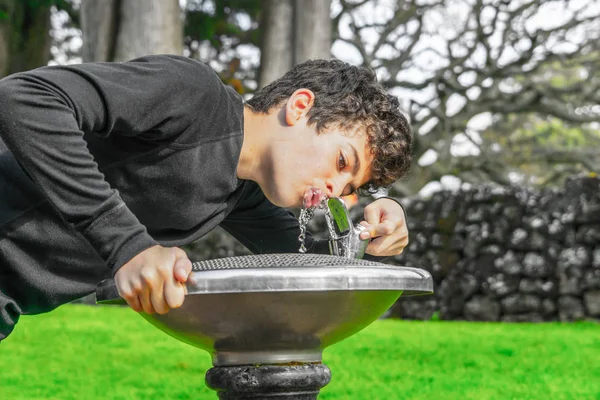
[0,304,599,400]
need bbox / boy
[0,55,411,340]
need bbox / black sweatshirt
[0,55,331,339]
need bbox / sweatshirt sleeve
[0,55,221,273]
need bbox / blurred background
[2,0,600,321]
[2,2,600,399]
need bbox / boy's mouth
[303,187,325,208]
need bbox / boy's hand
[114,245,192,314]
[359,198,409,257]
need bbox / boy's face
[262,123,374,209]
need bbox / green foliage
[1,305,600,399]
[22,0,54,8]
[477,111,600,187]
[0,0,9,21]
[184,0,262,94]
[506,118,600,149]
[184,0,261,50]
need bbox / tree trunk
[293,0,331,64]
[0,0,52,78]
[257,0,331,89]
[81,0,183,63]
[80,0,119,62]
[257,0,294,89]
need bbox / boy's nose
[325,182,335,198]
[325,177,344,198]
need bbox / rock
[469,254,498,279]
[576,200,600,224]
[459,274,479,299]
[464,296,501,321]
[519,279,557,297]
[503,205,524,224]
[430,233,451,249]
[582,269,600,290]
[547,219,566,241]
[593,248,600,268]
[544,241,562,261]
[389,298,438,320]
[394,251,420,269]
[564,228,577,247]
[559,273,581,295]
[522,253,552,278]
[472,185,513,203]
[525,216,548,232]
[438,200,459,233]
[501,313,545,323]
[576,225,600,245]
[510,228,529,250]
[184,227,251,260]
[557,247,591,274]
[450,233,466,251]
[384,177,600,323]
[483,274,520,298]
[509,229,547,251]
[465,205,486,223]
[583,291,600,317]
[501,294,542,314]
[494,251,523,275]
[541,299,557,317]
[481,245,503,256]
[560,211,576,225]
[558,296,586,321]
[420,250,458,282]
[439,296,465,320]
[407,231,429,253]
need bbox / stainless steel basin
[96,253,432,366]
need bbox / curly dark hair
[246,59,412,191]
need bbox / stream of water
[297,198,337,253]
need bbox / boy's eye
[338,153,347,170]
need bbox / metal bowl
[96,254,432,366]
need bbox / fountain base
[205,363,331,399]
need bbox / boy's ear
[285,89,315,126]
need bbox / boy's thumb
[174,257,192,283]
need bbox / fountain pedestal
[206,363,331,399]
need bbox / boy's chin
[263,191,298,209]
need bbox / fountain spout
[325,197,370,259]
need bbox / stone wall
[117,176,599,323]
[388,176,600,322]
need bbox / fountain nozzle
[326,197,370,259]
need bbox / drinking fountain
[96,198,433,399]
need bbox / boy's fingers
[174,257,193,283]
[363,206,381,225]
[164,280,186,309]
[139,289,155,314]
[360,220,396,239]
[150,279,169,315]
[126,292,143,312]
